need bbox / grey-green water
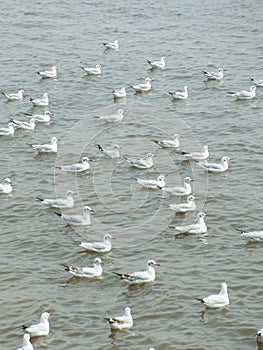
[1,0,263,349]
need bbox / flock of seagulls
[1,38,262,349]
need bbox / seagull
[169,86,188,100]
[235,228,263,242]
[123,152,154,169]
[113,259,160,284]
[202,68,224,80]
[10,117,36,131]
[174,212,207,234]
[94,109,124,123]
[61,257,103,278]
[227,85,256,99]
[22,311,52,337]
[112,87,126,98]
[161,176,194,196]
[28,136,58,153]
[135,174,166,189]
[79,233,115,253]
[250,78,263,87]
[178,145,209,161]
[196,282,229,308]
[2,89,24,101]
[167,195,196,213]
[54,205,94,226]
[196,156,233,173]
[81,64,102,75]
[152,133,180,148]
[17,334,34,350]
[147,56,165,69]
[30,93,49,106]
[56,157,92,172]
[131,78,153,92]
[0,178,13,194]
[24,111,52,123]
[0,122,16,136]
[257,328,263,343]
[97,144,121,158]
[37,66,57,78]
[36,189,76,209]
[103,39,119,49]
[105,306,133,330]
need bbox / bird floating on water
[167,195,196,213]
[105,306,133,330]
[131,78,153,92]
[61,257,103,278]
[195,156,233,173]
[178,145,209,161]
[17,334,34,350]
[94,109,124,123]
[152,133,180,148]
[2,89,24,101]
[79,233,115,253]
[30,93,49,106]
[37,66,57,78]
[81,64,102,75]
[54,205,94,226]
[0,122,16,136]
[227,85,256,99]
[22,311,52,337]
[169,86,188,100]
[97,144,121,158]
[174,212,207,234]
[24,111,52,123]
[235,228,263,242]
[203,68,224,80]
[135,174,166,189]
[161,176,194,196]
[147,56,165,69]
[196,282,229,308]
[103,39,119,49]
[0,178,13,194]
[123,152,154,169]
[112,87,126,98]
[28,136,58,154]
[113,259,160,284]
[36,189,76,209]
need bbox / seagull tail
[54,211,62,217]
[35,197,44,202]
[202,71,208,75]
[60,263,70,271]
[97,144,104,152]
[196,298,204,303]
[21,325,28,330]
[235,228,247,233]
[112,272,123,278]
[168,92,174,96]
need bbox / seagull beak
[154,262,160,266]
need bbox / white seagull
[169,86,188,100]
[196,156,233,173]
[36,189,76,209]
[250,78,263,87]
[179,145,209,161]
[135,174,166,189]
[28,136,58,154]
[175,212,207,234]
[257,328,263,343]
[94,109,124,123]
[57,157,92,172]
[54,205,94,226]
[82,64,102,75]
[37,66,57,78]
[22,312,52,337]
[167,195,196,213]
[235,228,263,242]
[24,111,52,123]
[196,282,229,308]
[147,56,165,69]
[131,77,153,92]
[17,334,34,350]
[113,259,160,284]
[105,307,133,330]
[10,117,36,131]
[2,89,24,101]
[227,85,256,100]
[103,39,119,49]
[112,87,126,98]
[0,122,16,136]
[61,257,103,278]
[0,178,13,194]
[30,93,49,106]
[203,68,224,80]
[161,176,194,196]
[97,144,121,158]
[152,133,180,148]
[123,152,154,169]
[79,233,115,253]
